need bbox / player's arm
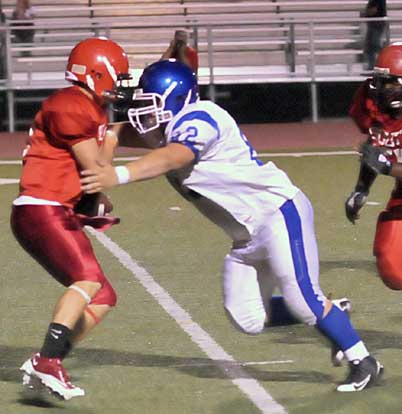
[100,129,119,164]
[80,142,195,193]
[160,40,175,60]
[174,45,192,69]
[72,138,116,217]
[125,142,195,180]
[360,141,402,177]
[49,98,117,168]
[346,85,376,224]
[72,138,106,170]
[345,139,378,224]
[108,121,159,149]
[72,128,120,168]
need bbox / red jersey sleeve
[44,110,100,147]
[349,80,372,133]
[19,86,108,207]
[185,46,199,73]
[42,87,104,148]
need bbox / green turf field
[1,153,401,414]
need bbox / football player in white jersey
[81,59,383,392]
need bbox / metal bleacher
[1,0,402,131]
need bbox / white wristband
[114,166,131,184]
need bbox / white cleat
[20,353,85,400]
[332,297,352,313]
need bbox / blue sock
[316,304,361,351]
[267,296,299,326]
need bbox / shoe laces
[35,354,75,388]
[55,359,73,386]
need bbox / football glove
[345,190,368,224]
[74,192,113,217]
[360,141,393,175]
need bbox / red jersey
[172,46,198,73]
[19,86,108,208]
[350,79,402,197]
[185,46,198,73]
[350,79,402,151]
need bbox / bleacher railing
[0,14,399,131]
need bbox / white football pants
[223,190,326,334]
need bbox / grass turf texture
[1,154,402,414]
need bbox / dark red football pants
[374,199,402,290]
[10,205,116,306]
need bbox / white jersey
[164,100,300,241]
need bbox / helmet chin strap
[86,74,95,92]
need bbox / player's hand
[345,191,368,224]
[175,40,185,49]
[80,163,118,194]
[360,141,392,175]
[74,192,113,217]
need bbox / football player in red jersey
[160,30,199,74]
[346,42,402,292]
[10,37,129,400]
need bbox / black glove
[345,190,368,224]
[360,141,393,175]
[74,192,113,217]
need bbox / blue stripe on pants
[280,199,324,318]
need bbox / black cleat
[337,355,384,392]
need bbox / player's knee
[283,300,317,326]
[90,280,117,306]
[224,306,265,335]
[377,254,402,290]
[292,309,316,325]
[75,280,102,298]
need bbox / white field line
[0,160,23,164]
[0,150,358,167]
[111,151,357,161]
[112,150,358,161]
[0,178,19,184]
[0,150,358,185]
[86,227,287,414]
[242,360,293,366]
[164,360,294,369]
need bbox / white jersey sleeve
[168,109,219,161]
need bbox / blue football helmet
[127,59,198,134]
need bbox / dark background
[0,81,361,131]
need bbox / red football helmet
[374,43,402,76]
[371,43,402,115]
[65,37,129,97]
